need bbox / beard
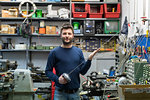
[62,38,73,45]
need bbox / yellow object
[99,48,105,51]
[38,95,42,98]
[146,80,148,84]
[112,8,115,12]
[22,10,27,18]
[133,82,136,85]
[146,30,149,37]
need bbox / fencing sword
[62,61,84,83]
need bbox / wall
[121,0,150,37]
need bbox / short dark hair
[60,23,74,34]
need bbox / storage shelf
[0,0,121,69]
[71,18,120,20]
[31,34,60,37]
[0,17,69,21]
[96,58,117,60]
[0,34,20,36]
[71,2,120,4]
[0,34,119,37]
[0,1,69,6]
[95,34,119,36]
[31,34,119,37]
[0,49,51,52]
[74,34,119,37]
[29,50,50,52]
[0,49,26,52]
[0,1,120,6]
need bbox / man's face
[61,28,74,45]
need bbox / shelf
[71,2,120,4]
[71,18,120,20]
[96,58,116,60]
[31,34,60,37]
[0,17,25,21]
[0,49,51,52]
[0,1,70,6]
[0,17,70,21]
[0,1,120,6]
[29,50,50,52]
[0,49,26,52]
[95,34,119,36]
[74,34,119,37]
[0,34,20,36]
[32,17,70,21]
[0,34,119,37]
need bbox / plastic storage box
[104,3,120,18]
[88,4,103,18]
[104,20,120,34]
[72,3,88,18]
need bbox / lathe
[0,58,34,100]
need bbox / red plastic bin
[88,4,103,18]
[72,3,88,18]
[104,3,120,18]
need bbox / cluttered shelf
[0,33,119,37]
[0,17,70,21]
[71,18,120,20]
[0,1,70,6]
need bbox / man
[45,23,100,100]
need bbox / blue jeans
[54,87,80,100]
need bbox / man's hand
[58,74,68,84]
[88,48,100,60]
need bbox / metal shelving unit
[0,49,26,52]
[0,17,70,21]
[0,1,70,6]
[71,18,120,20]
[0,0,121,68]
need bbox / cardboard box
[9,26,16,34]
[2,9,9,17]
[118,85,150,100]
[46,26,56,34]
[1,25,10,34]
[8,8,18,17]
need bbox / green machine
[7,69,34,100]
[125,60,148,84]
[0,63,34,100]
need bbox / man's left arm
[80,48,100,75]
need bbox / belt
[58,88,78,94]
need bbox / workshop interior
[0,0,150,100]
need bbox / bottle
[109,66,115,76]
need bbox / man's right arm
[45,51,59,85]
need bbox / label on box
[132,89,143,94]
[125,88,150,94]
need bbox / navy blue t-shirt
[45,46,91,90]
